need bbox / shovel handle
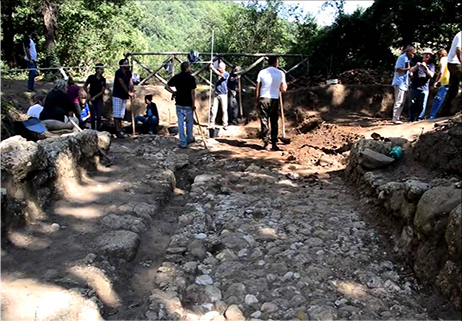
[130,96,135,136]
[194,110,208,149]
[279,93,286,139]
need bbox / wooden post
[171,55,175,76]
[208,30,214,128]
[238,77,243,118]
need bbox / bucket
[389,146,403,160]
[168,126,178,135]
[208,127,220,138]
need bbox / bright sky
[283,1,374,26]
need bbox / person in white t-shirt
[255,56,287,151]
[23,31,38,92]
[441,31,461,116]
[27,94,45,118]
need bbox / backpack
[187,51,201,63]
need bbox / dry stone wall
[1,130,111,232]
[346,138,462,310]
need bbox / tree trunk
[2,0,17,67]
[41,0,57,50]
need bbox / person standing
[84,63,107,131]
[23,31,38,92]
[255,56,287,151]
[165,61,197,148]
[391,45,415,123]
[408,48,435,121]
[209,62,229,129]
[440,31,462,117]
[429,49,450,119]
[112,59,133,138]
[227,67,240,125]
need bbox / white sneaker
[393,120,403,124]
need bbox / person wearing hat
[408,48,435,121]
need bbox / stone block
[358,148,395,170]
[414,187,461,238]
[96,230,140,261]
[101,214,148,234]
[445,204,461,260]
[1,136,47,182]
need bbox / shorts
[112,97,127,119]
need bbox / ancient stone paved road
[137,137,456,321]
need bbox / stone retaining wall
[1,130,111,232]
[346,138,462,310]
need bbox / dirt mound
[285,123,364,168]
[413,113,462,177]
[338,69,392,85]
[289,69,392,90]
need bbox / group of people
[391,31,461,123]
[164,56,287,150]
[26,63,107,132]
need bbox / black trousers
[90,99,103,130]
[228,90,239,124]
[440,63,461,116]
[259,97,279,145]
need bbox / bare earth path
[1,130,460,320]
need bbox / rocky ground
[1,120,461,320]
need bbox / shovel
[279,93,291,144]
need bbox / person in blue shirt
[391,45,415,123]
[209,62,230,129]
[78,90,91,127]
[133,95,159,134]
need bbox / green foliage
[1,0,461,81]
[294,0,461,77]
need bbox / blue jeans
[429,86,449,119]
[176,105,194,147]
[409,88,429,121]
[134,115,158,133]
[27,61,37,91]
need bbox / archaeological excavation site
[1,75,461,320]
[1,1,462,319]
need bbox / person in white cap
[408,48,435,121]
[440,31,461,117]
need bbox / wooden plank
[279,67,296,81]
[154,73,168,86]
[285,57,309,74]
[198,74,213,87]
[219,57,257,86]
[243,74,257,87]
[135,56,171,86]
[128,51,304,58]
[236,56,265,76]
